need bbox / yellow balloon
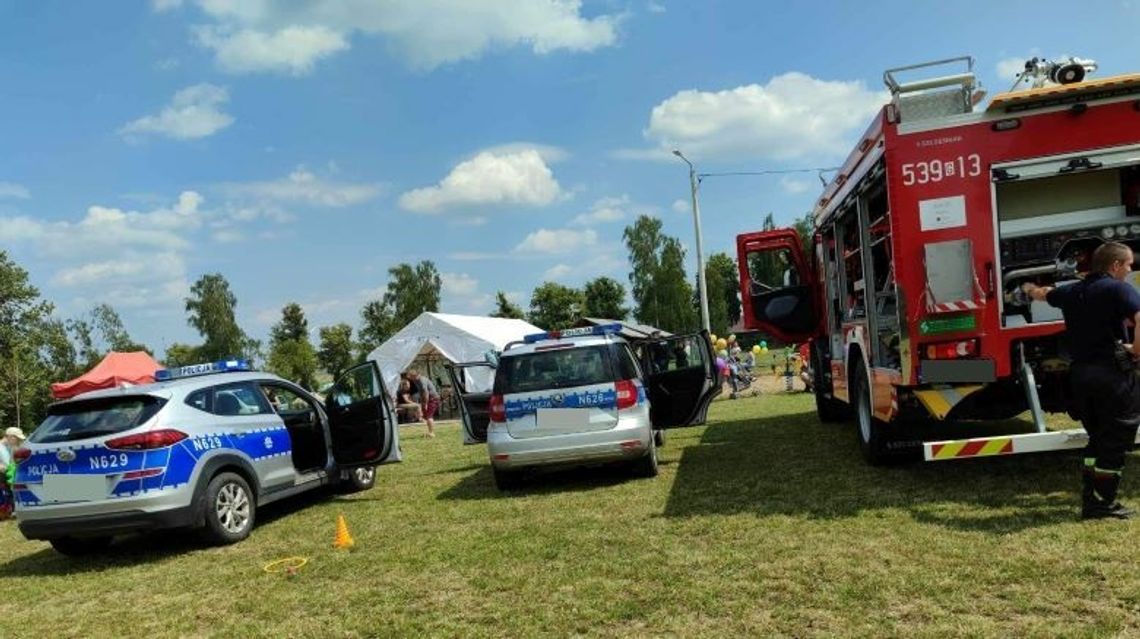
[715,338,727,351]
[752,345,761,354]
[761,346,769,354]
[710,334,718,344]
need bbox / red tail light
[489,395,506,423]
[12,447,31,464]
[924,339,979,360]
[615,380,638,411]
[105,429,188,450]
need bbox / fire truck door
[736,229,818,343]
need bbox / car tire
[49,535,113,556]
[200,472,255,545]
[853,361,889,466]
[630,437,659,478]
[492,466,523,491]
[653,429,666,448]
[340,466,377,493]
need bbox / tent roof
[51,351,161,400]
[366,312,543,396]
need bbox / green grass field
[2,394,1139,638]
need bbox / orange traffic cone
[333,513,355,550]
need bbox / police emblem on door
[551,393,564,407]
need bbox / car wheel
[49,535,113,556]
[200,472,255,545]
[341,466,376,493]
[630,437,659,478]
[653,429,666,448]
[492,466,523,491]
[853,362,889,465]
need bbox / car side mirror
[484,350,500,368]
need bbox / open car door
[642,330,720,428]
[444,359,494,444]
[736,229,818,343]
[445,361,495,445]
[325,361,401,467]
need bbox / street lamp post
[673,149,711,334]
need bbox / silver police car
[13,358,400,555]
[448,324,718,490]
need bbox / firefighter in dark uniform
[1022,242,1140,519]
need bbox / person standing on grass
[1021,242,1140,520]
[0,427,25,520]
[407,369,440,439]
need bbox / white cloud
[441,272,479,296]
[223,167,382,207]
[0,182,30,199]
[543,264,573,280]
[399,148,563,213]
[572,195,632,226]
[780,177,812,194]
[646,1,666,13]
[151,0,182,11]
[119,83,234,140]
[194,25,350,76]
[514,228,597,255]
[639,72,886,161]
[671,198,689,213]
[187,0,621,74]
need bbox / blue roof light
[155,358,251,381]
[523,323,623,344]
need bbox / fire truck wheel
[811,340,848,422]
[852,361,889,465]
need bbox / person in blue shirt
[1022,242,1140,519]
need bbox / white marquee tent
[366,312,543,398]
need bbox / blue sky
[2,0,1137,355]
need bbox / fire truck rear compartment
[997,156,1140,327]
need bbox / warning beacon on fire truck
[737,55,1140,464]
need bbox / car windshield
[29,395,167,443]
[496,345,614,394]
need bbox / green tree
[527,282,583,330]
[793,211,815,256]
[185,273,253,361]
[66,317,100,370]
[163,343,200,367]
[91,303,149,353]
[490,291,525,319]
[622,215,696,333]
[582,277,629,320]
[357,299,397,361]
[383,261,441,328]
[706,253,741,331]
[266,303,317,389]
[317,323,354,380]
[0,251,56,430]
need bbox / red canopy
[51,351,161,400]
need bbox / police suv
[447,324,719,490]
[13,359,400,555]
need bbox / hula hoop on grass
[263,556,309,573]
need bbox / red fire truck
[736,56,1140,464]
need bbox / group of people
[396,369,441,438]
[0,427,27,520]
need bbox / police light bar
[155,359,251,381]
[523,323,623,344]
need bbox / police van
[447,324,719,490]
[13,359,400,555]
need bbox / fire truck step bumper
[924,428,1140,461]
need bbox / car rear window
[29,395,167,443]
[495,345,615,394]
